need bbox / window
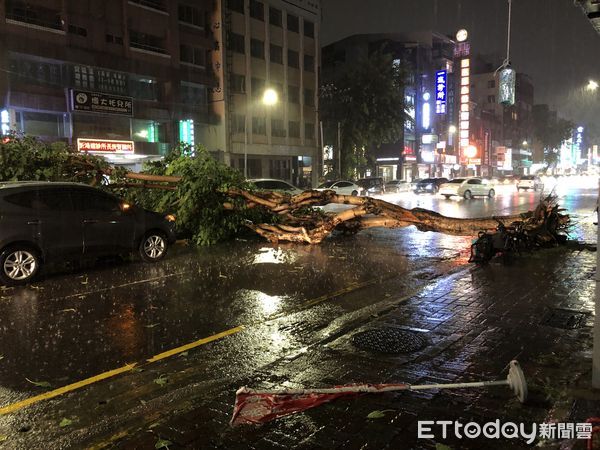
[232,114,246,133]
[304,54,314,72]
[269,162,291,181]
[180,44,207,67]
[249,0,264,20]
[228,0,244,14]
[287,14,299,32]
[272,119,286,137]
[9,57,64,87]
[252,77,265,97]
[269,7,282,27]
[467,179,482,185]
[129,76,158,101]
[129,30,167,54]
[180,82,207,108]
[250,38,264,59]
[71,190,120,212]
[270,44,283,64]
[68,24,87,37]
[304,88,314,106]
[252,116,266,135]
[488,95,496,103]
[4,191,40,209]
[5,1,63,31]
[304,20,314,38]
[229,32,245,54]
[178,4,205,28]
[288,50,299,68]
[230,74,246,93]
[305,122,314,140]
[336,181,352,188]
[289,120,300,138]
[106,34,124,45]
[488,80,495,88]
[288,85,299,103]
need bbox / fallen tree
[225,188,570,245]
[1,135,571,247]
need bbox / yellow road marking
[146,326,244,363]
[0,326,245,416]
[0,277,387,415]
[0,363,138,415]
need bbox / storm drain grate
[352,328,427,354]
[541,309,587,330]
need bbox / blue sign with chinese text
[435,70,447,114]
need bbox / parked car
[357,177,385,195]
[413,177,449,194]
[248,178,304,196]
[439,177,496,200]
[0,182,177,285]
[315,180,361,196]
[517,175,544,192]
[384,179,411,193]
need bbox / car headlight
[165,214,176,222]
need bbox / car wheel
[351,190,358,196]
[0,245,41,286]
[488,189,495,198]
[463,190,472,200]
[139,232,168,263]
[443,195,451,200]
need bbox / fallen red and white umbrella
[230,360,527,426]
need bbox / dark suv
[357,177,385,195]
[0,182,176,285]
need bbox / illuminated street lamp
[587,80,598,92]
[448,125,457,134]
[522,140,528,146]
[464,145,477,158]
[244,88,279,177]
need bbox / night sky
[322,0,600,139]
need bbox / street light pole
[244,111,248,178]
[594,177,600,388]
[243,88,278,179]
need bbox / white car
[439,177,496,200]
[248,178,304,196]
[517,175,544,192]
[315,180,361,196]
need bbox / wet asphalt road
[0,181,596,447]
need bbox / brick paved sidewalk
[113,246,598,450]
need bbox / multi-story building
[322,32,456,181]
[471,57,534,175]
[221,0,320,187]
[0,0,222,170]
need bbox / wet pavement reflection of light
[0,187,595,394]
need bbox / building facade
[221,0,320,187]
[321,31,456,182]
[0,0,223,170]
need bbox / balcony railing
[130,40,169,55]
[128,0,168,13]
[6,9,63,32]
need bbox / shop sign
[77,138,134,153]
[71,90,133,116]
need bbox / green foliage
[0,135,274,246]
[320,48,411,178]
[532,106,574,153]
[0,133,123,184]
[119,144,271,246]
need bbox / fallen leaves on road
[154,374,168,386]
[155,438,173,449]
[366,409,395,419]
[59,418,73,427]
[25,378,51,388]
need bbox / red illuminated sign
[77,138,134,153]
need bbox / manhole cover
[541,309,587,329]
[352,328,427,354]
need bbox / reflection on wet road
[0,186,595,405]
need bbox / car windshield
[448,179,465,184]
[419,178,435,183]
[521,175,535,180]
[318,181,336,188]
